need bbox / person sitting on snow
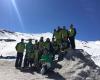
[40,48,53,74]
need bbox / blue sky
[0,0,100,41]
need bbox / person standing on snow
[51,38,60,60]
[68,24,76,49]
[61,26,69,41]
[44,38,53,53]
[38,37,45,60]
[33,40,39,66]
[23,39,34,68]
[53,29,57,40]
[53,26,62,47]
[60,26,70,51]
[15,39,25,68]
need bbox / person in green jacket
[53,29,58,40]
[61,26,69,41]
[33,40,39,66]
[68,24,77,49]
[34,48,39,66]
[38,37,45,60]
[44,38,53,51]
[53,26,62,45]
[23,39,34,68]
[39,37,44,49]
[34,40,39,47]
[40,49,53,69]
[51,38,60,60]
[15,39,25,68]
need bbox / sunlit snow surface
[0,31,53,56]
[76,40,100,66]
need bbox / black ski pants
[15,52,23,68]
[69,37,75,49]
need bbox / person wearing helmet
[68,24,76,49]
[15,39,25,68]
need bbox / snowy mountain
[0,29,52,41]
[0,29,100,66]
[0,29,100,80]
[0,29,52,57]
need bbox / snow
[76,40,100,66]
[0,60,52,80]
[0,49,100,80]
[0,41,17,56]
[0,30,52,56]
[0,29,100,66]
[0,30,100,80]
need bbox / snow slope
[76,40,100,66]
[0,29,52,56]
[0,49,100,80]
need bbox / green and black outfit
[15,42,25,68]
[24,42,34,67]
[69,27,76,49]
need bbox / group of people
[53,24,76,50]
[15,24,76,74]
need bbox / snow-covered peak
[0,29,53,41]
[0,29,15,39]
[0,29,14,33]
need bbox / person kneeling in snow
[40,49,53,75]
